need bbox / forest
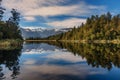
[33,12,120,41]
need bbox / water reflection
[44,42,120,70]
[20,42,120,80]
[1,42,120,80]
[0,47,22,79]
[21,43,91,80]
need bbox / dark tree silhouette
[0,0,5,21]
[0,47,22,79]
[0,0,22,40]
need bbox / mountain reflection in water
[1,42,120,80]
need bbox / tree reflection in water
[0,47,22,79]
[29,41,120,71]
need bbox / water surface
[0,42,120,80]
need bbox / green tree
[0,0,5,21]
[7,9,22,39]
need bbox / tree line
[0,0,22,40]
[44,12,120,40]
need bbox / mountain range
[20,27,71,39]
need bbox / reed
[0,39,23,47]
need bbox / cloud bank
[47,18,86,28]
[2,0,106,28]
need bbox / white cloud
[24,4,90,17]
[24,2,105,17]
[46,51,86,63]
[24,59,36,65]
[23,16,36,21]
[2,0,106,28]
[47,18,86,28]
[2,0,67,15]
[2,0,106,17]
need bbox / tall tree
[9,9,20,25]
[6,9,22,39]
[0,0,5,21]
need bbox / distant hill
[20,27,71,39]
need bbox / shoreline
[0,39,23,46]
[25,39,120,44]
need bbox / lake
[0,42,120,80]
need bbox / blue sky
[2,0,120,29]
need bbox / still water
[0,42,120,80]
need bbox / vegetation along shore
[0,0,23,48]
[26,12,120,44]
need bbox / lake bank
[25,39,120,44]
[0,39,23,49]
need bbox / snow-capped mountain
[22,43,68,55]
[20,27,71,39]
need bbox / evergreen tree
[41,12,120,41]
[0,0,5,21]
[0,0,23,40]
[6,9,22,39]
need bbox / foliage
[0,39,23,48]
[0,0,22,40]
[42,12,120,40]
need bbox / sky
[1,0,120,29]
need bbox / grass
[0,39,23,49]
